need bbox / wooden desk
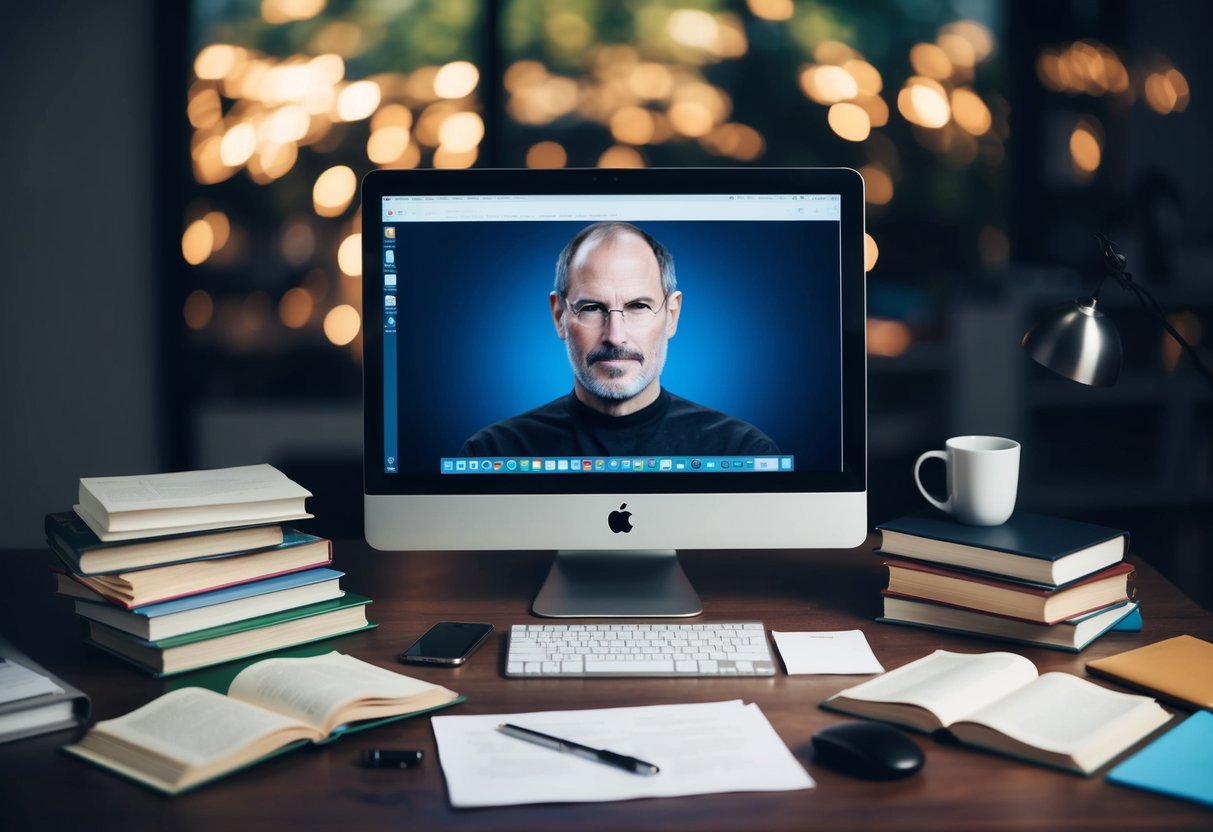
[2,539,1211,831]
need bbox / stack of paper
[432,699,812,808]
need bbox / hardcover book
[84,592,374,676]
[72,567,345,641]
[58,535,332,608]
[878,596,1139,652]
[45,510,286,575]
[883,559,1135,625]
[63,651,462,794]
[822,649,1171,775]
[75,464,313,541]
[876,511,1127,586]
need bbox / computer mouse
[811,721,924,780]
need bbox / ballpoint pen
[496,723,660,776]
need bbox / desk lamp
[1021,233,1213,390]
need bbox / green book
[83,593,375,676]
[64,651,464,795]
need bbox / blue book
[72,568,345,641]
[1106,710,1213,807]
[877,510,1127,586]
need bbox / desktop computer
[362,168,867,620]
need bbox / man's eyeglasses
[564,294,670,330]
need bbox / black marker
[361,748,424,768]
[496,723,659,776]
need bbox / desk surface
[2,538,1211,831]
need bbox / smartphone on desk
[399,622,494,666]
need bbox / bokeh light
[313,165,357,217]
[323,304,360,346]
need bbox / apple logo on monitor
[607,503,633,534]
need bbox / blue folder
[1106,710,1213,807]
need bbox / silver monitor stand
[531,549,703,618]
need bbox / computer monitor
[362,168,867,617]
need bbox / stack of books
[47,464,374,676]
[874,510,1140,651]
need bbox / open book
[64,651,462,794]
[822,650,1171,775]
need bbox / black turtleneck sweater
[459,389,779,457]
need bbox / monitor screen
[362,168,866,616]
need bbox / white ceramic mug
[913,436,1020,526]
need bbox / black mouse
[811,721,924,780]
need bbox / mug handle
[914,450,951,514]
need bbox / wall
[0,1,159,546]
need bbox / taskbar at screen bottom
[427,455,795,474]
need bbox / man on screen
[460,221,780,457]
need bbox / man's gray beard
[567,340,656,402]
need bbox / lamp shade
[1021,297,1123,387]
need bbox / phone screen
[400,622,493,664]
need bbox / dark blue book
[45,511,287,575]
[876,510,1127,587]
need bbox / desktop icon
[384,273,397,287]
[384,226,396,239]
[387,316,396,326]
[384,250,395,264]
[385,295,396,307]
[607,503,634,534]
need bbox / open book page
[228,651,451,735]
[65,687,319,792]
[948,672,1172,774]
[828,650,1038,730]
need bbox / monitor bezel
[362,167,866,499]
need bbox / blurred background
[2,0,1209,607]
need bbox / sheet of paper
[0,658,65,705]
[771,630,885,675]
[431,700,813,808]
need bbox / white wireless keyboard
[505,621,776,677]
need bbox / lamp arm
[1121,274,1213,393]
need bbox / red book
[883,559,1135,625]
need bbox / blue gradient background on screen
[390,219,842,471]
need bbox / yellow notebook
[1086,635,1213,709]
